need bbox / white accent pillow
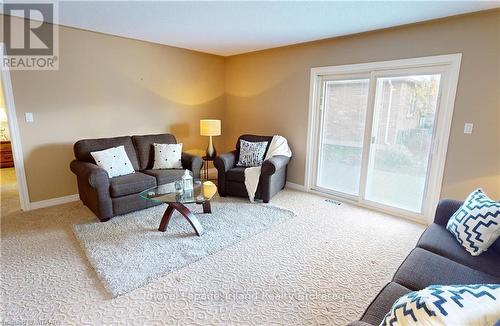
[90,145,135,178]
[381,284,500,326]
[152,143,183,169]
[446,188,500,256]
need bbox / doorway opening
[1,43,30,212]
[0,77,20,214]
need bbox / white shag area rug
[1,190,425,325]
[73,199,296,296]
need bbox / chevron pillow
[446,189,500,256]
[381,284,500,326]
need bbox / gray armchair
[214,134,290,203]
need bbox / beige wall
[2,10,499,204]
[3,17,225,202]
[225,9,500,200]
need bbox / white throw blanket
[244,135,292,202]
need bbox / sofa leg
[100,217,111,222]
[263,200,269,203]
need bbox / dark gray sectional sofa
[70,133,202,221]
[350,199,500,326]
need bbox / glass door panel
[364,74,441,212]
[316,79,369,196]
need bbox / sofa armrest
[70,160,109,189]
[434,198,463,226]
[214,150,238,172]
[70,160,113,221]
[181,152,202,179]
[261,155,290,175]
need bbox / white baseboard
[29,194,80,210]
[285,182,306,191]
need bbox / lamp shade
[200,119,221,136]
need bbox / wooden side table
[202,156,215,180]
[0,141,14,168]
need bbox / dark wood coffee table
[139,180,217,236]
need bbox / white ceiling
[5,1,500,56]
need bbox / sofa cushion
[132,134,177,170]
[143,169,189,185]
[236,135,273,161]
[381,284,500,326]
[236,140,269,167]
[435,199,500,254]
[74,136,140,171]
[90,145,135,178]
[152,143,183,169]
[112,191,160,216]
[227,180,259,199]
[417,223,500,278]
[226,167,247,182]
[109,172,156,197]
[446,189,500,256]
[393,248,500,291]
[360,282,411,326]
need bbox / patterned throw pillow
[152,143,183,169]
[237,140,268,167]
[381,284,500,326]
[90,145,135,178]
[446,188,500,256]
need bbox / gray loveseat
[70,133,202,221]
[214,134,291,203]
[349,199,500,325]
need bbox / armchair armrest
[70,160,109,189]
[261,155,290,175]
[434,199,463,226]
[214,150,238,172]
[181,152,202,179]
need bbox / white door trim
[305,54,462,224]
[0,43,31,211]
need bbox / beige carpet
[1,186,425,325]
[0,167,20,216]
[74,199,296,297]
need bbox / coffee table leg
[158,203,206,236]
[158,204,175,232]
[202,201,212,214]
[175,203,204,236]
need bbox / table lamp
[200,119,221,158]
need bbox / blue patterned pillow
[381,284,500,326]
[446,189,500,256]
[237,140,268,167]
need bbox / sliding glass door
[365,74,441,212]
[316,78,369,196]
[308,55,461,220]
